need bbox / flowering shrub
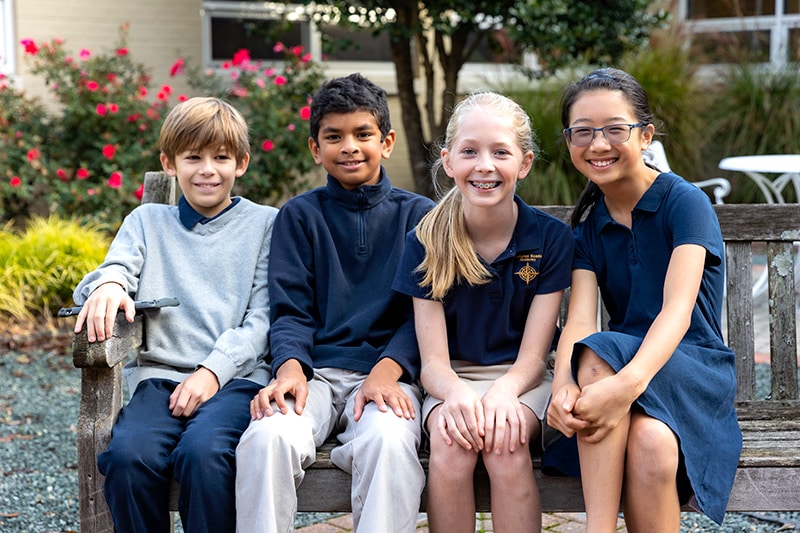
[172,43,325,204]
[1,26,325,228]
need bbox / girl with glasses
[547,67,741,532]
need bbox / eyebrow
[319,123,377,134]
[570,116,631,126]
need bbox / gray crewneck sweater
[74,198,277,392]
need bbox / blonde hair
[415,92,536,300]
[159,97,250,164]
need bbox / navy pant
[97,378,260,533]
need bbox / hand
[250,359,308,419]
[481,383,528,454]
[353,358,415,422]
[74,282,135,342]
[169,367,220,417]
[547,383,589,438]
[572,375,634,443]
[436,382,485,451]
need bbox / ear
[160,153,177,176]
[441,148,455,178]
[380,129,396,159]
[518,151,535,181]
[640,123,655,150]
[235,152,251,177]
[308,137,322,164]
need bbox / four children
[72,69,738,532]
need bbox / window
[201,1,396,87]
[681,0,800,65]
[0,0,15,76]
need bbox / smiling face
[565,89,654,188]
[160,145,249,218]
[441,107,533,210]
[308,110,395,190]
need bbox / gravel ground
[1,343,798,532]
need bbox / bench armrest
[72,313,143,369]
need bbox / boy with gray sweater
[73,97,277,533]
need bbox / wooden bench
[72,172,800,532]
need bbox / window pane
[688,0,775,18]
[787,0,800,13]
[320,24,392,61]
[690,30,771,62]
[211,17,305,61]
[791,28,800,60]
[466,30,522,64]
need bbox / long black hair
[561,68,657,228]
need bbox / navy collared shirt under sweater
[267,169,435,381]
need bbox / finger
[272,390,289,415]
[353,392,365,422]
[437,412,453,446]
[517,405,527,446]
[294,383,308,415]
[561,388,574,410]
[120,297,136,323]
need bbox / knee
[575,349,615,387]
[98,434,166,476]
[427,433,478,480]
[626,418,679,486]
[237,414,313,460]
[482,447,533,482]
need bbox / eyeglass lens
[567,124,637,146]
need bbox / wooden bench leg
[77,365,123,533]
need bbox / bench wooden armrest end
[72,314,143,369]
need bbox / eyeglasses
[563,122,646,147]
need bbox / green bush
[0,216,110,322]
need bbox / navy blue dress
[572,173,741,524]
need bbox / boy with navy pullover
[72,97,277,533]
[235,73,434,533]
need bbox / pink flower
[116,48,128,56]
[87,188,96,196]
[292,45,303,57]
[157,91,168,100]
[96,103,108,116]
[9,176,21,187]
[178,94,188,102]
[108,103,119,113]
[301,53,313,63]
[170,58,185,77]
[255,78,265,88]
[86,80,100,92]
[77,168,90,180]
[300,106,311,120]
[102,144,116,159]
[261,140,275,152]
[21,39,38,55]
[232,48,251,66]
[221,61,231,70]
[27,148,40,161]
[106,73,117,82]
[273,76,287,86]
[134,184,144,200]
[273,42,285,53]
[161,84,173,95]
[287,123,296,131]
[79,49,91,60]
[57,168,68,182]
[107,172,123,189]
[264,67,275,77]
[138,86,148,98]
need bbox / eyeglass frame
[563,122,647,147]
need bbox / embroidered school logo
[515,253,541,284]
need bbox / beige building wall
[14,0,201,106]
[11,0,418,192]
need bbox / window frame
[0,0,15,76]
[679,0,800,65]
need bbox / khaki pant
[235,367,424,533]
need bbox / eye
[605,126,628,135]
[571,128,593,138]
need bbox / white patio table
[718,154,800,204]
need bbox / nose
[475,152,495,172]
[588,130,612,149]
[198,156,215,174]
[340,135,359,154]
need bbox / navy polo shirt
[393,196,573,365]
[573,172,726,341]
